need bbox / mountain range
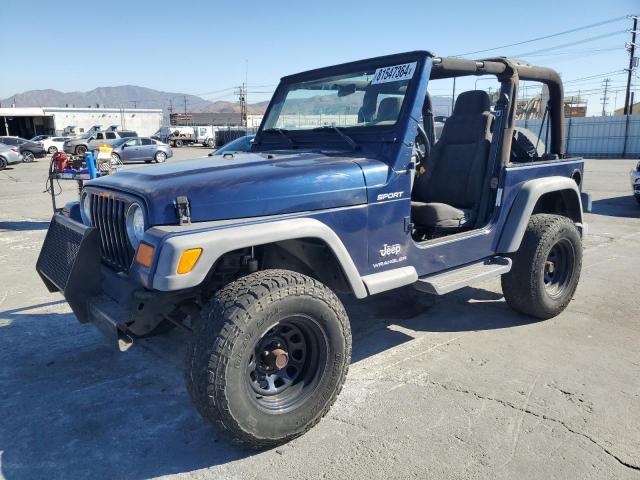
[0,85,453,116]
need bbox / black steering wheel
[413,124,430,170]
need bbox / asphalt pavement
[0,150,638,479]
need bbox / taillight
[10,147,18,152]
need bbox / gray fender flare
[497,176,584,253]
[151,217,368,298]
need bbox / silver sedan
[109,137,173,164]
[0,143,24,170]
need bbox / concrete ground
[0,149,638,479]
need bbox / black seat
[375,97,402,123]
[411,90,493,233]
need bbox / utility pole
[183,96,187,114]
[601,78,611,116]
[624,15,638,115]
[236,84,247,127]
[129,100,138,109]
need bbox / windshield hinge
[175,196,191,225]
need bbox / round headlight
[80,192,92,225]
[126,203,145,249]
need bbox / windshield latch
[175,196,191,225]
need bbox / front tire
[186,269,351,448]
[154,151,167,163]
[76,145,87,155]
[48,146,58,154]
[502,214,582,319]
[175,139,183,147]
[0,156,7,170]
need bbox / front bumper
[36,214,192,351]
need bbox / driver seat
[411,90,493,234]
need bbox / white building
[0,106,163,139]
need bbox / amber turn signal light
[135,243,155,268]
[177,248,203,274]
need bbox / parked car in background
[63,130,138,155]
[631,161,640,204]
[208,135,255,157]
[40,136,71,154]
[109,137,173,164]
[0,136,47,162]
[0,144,23,170]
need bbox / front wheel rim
[246,315,328,413]
[23,152,34,162]
[543,237,575,298]
[156,152,166,162]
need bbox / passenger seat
[411,90,493,233]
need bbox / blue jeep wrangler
[36,51,590,447]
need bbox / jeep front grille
[89,193,134,271]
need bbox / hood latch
[175,196,192,225]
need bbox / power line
[452,14,630,57]
[511,30,627,57]
[564,70,626,84]
[519,46,621,57]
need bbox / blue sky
[0,0,637,114]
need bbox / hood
[89,151,369,225]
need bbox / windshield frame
[255,51,432,152]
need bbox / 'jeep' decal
[379,243,401,257]
[377,191,404,201]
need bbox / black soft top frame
[431,57,564,156]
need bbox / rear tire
[76,145,87,155]
[154,151,167,163]
[48,146,58,154]
[186,269,351,448]
[206,139,214,148]
[502,214,582,319]
[22,151,35,163]
[175,139,183,147]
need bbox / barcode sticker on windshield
[371,62,417,85]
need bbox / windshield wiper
[312,126,359,151]
[261,128,296,148]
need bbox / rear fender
[497,176,584,253]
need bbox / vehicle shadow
[0,220,50,231]
[344,285,536,363]
[0,285,536,479]
[590,195,640,218]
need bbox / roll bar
[430,57,565,156]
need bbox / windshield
[111,138,129,147]
[263,61,416,131]
[214,135,254,155]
